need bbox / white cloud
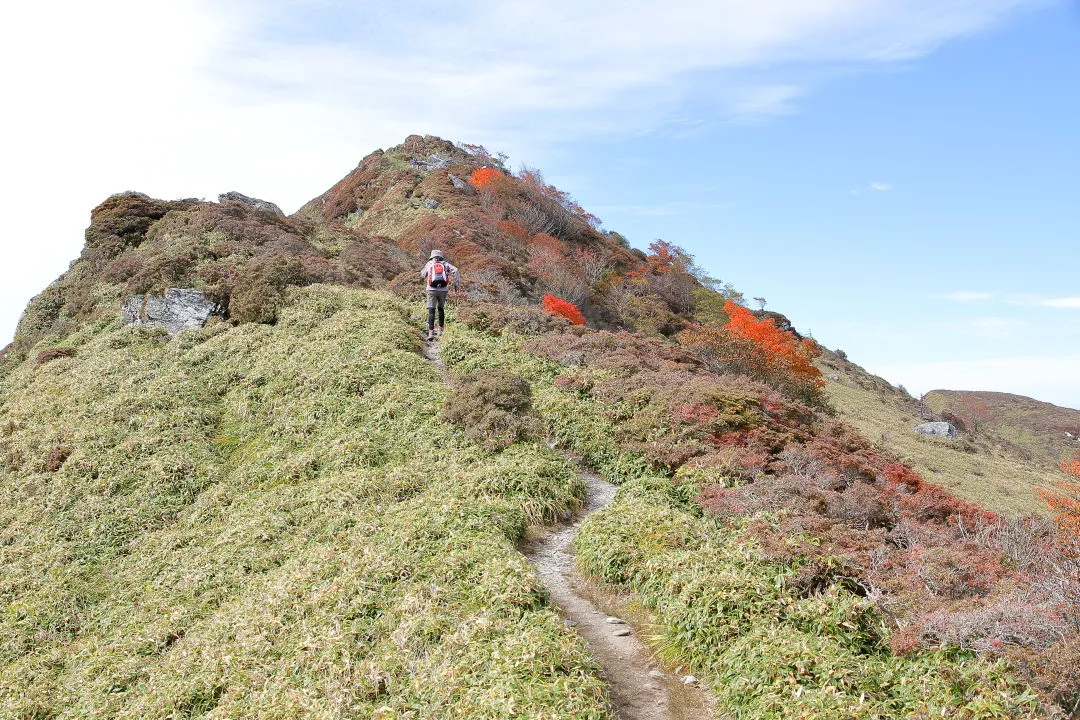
[851,181,894,194]
[0,0,1050,344]
[1039,297,1080,309]
[1005,294,1080,309]
[873,356,1080,410]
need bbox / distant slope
[818,351,1059,515]
[924,389,1080,466]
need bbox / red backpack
[429,261,448,288]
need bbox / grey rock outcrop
[218,191,284,215]
[122,288,218,335]
[412,153,456,171]
[422,198,440,210]
[915,421,957,439]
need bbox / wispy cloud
[851,181,893,194]
[1038,297,1080,309]
[962,316,1026,338]
[1006,294,1080,309]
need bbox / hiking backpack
[429,261,448,289]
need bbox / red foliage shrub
[1063,453,1080,479]
[722,300,823,390]
[469,167,503,189]
[805,423,880,483]
[542,295,586,325]
[496,220,529,243]
[881,462,999,527]
[678,307,824,405]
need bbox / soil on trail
[424,335,714,720]
[525,471,714,720]
[420,333,446,375]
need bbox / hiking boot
[437,325,445,337]
[425,329,434,341]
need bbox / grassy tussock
[442,321,1046,719]
[0,286,608,719]
[440,325,659,485]
[574,479,1041,719]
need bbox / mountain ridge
[2,134,1078,718]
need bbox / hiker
[420,249,460,340]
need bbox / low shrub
[443,369,543,452]
[542,294,586,325]
[574,477,1042,719]
[457,301,570,336]
[35,347,76,365]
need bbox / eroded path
[424,334,713,720]
[525,470,714,720]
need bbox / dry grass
[0,286,609,719]
[823,378,1057,515]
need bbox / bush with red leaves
[542,295,586,325]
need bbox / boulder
[423,198,440,210]
[412,153,456,171]
[217,191,284,215]
[122,288,218,335]
[915,421,957,439]
[448,173,468,190]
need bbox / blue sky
[1,0,1077,407]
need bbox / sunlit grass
[0,286,609,719]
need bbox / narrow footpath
[423,335,714,720]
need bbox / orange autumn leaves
[542,294,586,325]
[1041,453,1080,544]
[469,167,503,189]
[722,300,823,388]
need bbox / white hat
[429,249,444,259]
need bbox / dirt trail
[526,470,714,720]
[422,335,714,720]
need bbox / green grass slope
[434,322,1043,719]
[818,353,1058,515]
[923,389,1080,467]
[0,286,609,719]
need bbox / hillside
[2,135,1078,718]
[924,390,1080,466]
[818,352,1063,515]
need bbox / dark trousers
[426,290,447,330]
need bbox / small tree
[542,294,586,326]
[470,167,503,189]
[955,397,993,433]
